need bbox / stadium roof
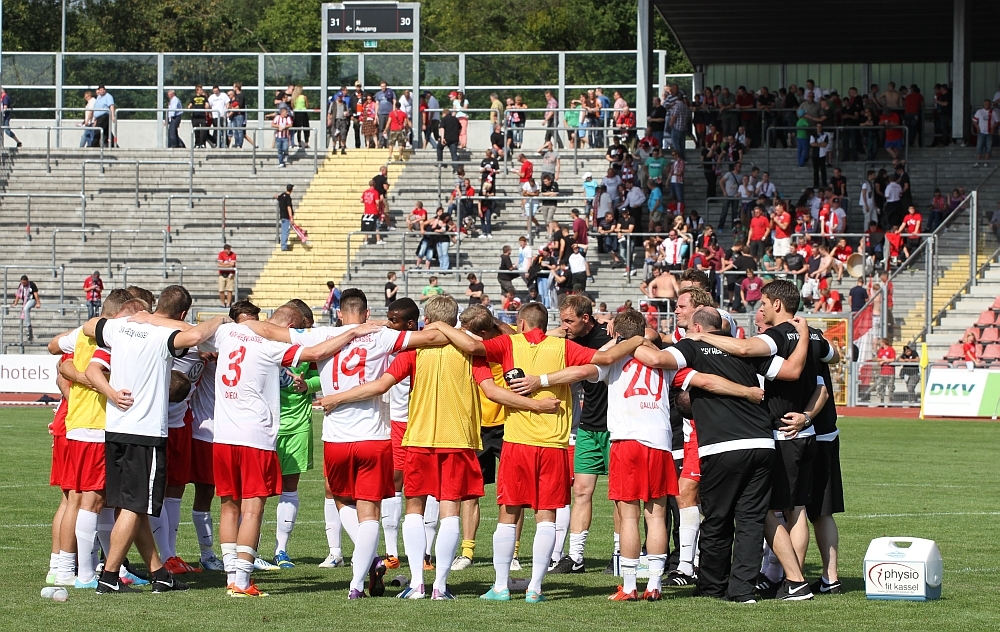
[653,0,1000,66]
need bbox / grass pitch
[2,409,999,631]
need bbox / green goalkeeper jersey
[279,361,321,435]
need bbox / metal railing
[120,265,242,302]
[81,158,194,208]
[165,194,281,244]
[1,125,103,170]
[400,267,554,304]
[850,360,924,408]
[51,228,169,278]
[764,125,909,172]
[0,193,87,239]
[0,304,88,353]
[189,125,322,175]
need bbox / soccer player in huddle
[319,297,560,599]
[425,302,645,602]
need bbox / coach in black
[687,280,829,601]
[635,307,809,603]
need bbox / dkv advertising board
[0,354,59,393]
[922,367,1000,417]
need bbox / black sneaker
[602,559,615,575]
[151,574,190,593]
[666,570,697,586]
[123,559,150,581]
[810,578,842,595]
[755,574,780,599]
[775,579,814,601]
[548,555,585,574]
[96,577,141,594]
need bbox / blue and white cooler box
[864,537,942,601]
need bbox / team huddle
[42,271,844,603]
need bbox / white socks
[56,550,75,582]
[381,492,402,558]
[646,554,666,591]
[492,522,517,592]
[233,557,254,590]
[163,497,182,560]
[423,496,439,556]
[149,513,170,561]
[324,499,342,556]
[613,532,621,555]
[620,556,639,593]
[97,508,114,558]
[275,491,299,555]
[221,542,237,586]
[350,520,381,592]
[568,530,589,564]
[528,522,556,594]
[552,505,570,563]
[677,506,701,576]
[338,505,360,543]
[192,510,214,558]
[402,513,426,590]
[48,553,59,575]
[433,516,460,593]
[763,541,783,583]
[75,509,99,583]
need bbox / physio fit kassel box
[864,537,943,601]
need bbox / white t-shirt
[208,93,229,119]
[167,348,204,429]
[860,180,874,210]
[57,326,82,353]
[593,357,674,451]
[189,360,217,442]
[756,181,776,198]
[973,108,996,134]
[660,238,683,265]
[517,245,532,271]
[885,182,902,203]
[387,351,411,422]
[290,325,409,443]
[206,323,302,451]
[568,252,588,274]
[832,207,847,233]
[94,318,186,441]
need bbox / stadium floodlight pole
[61,0,66,52]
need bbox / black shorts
[650,299,675,314]
[477,424,504,485]
[807,436,845,520]
[105,440,167,517]
[905,237,921,251]
[769,435,816,510]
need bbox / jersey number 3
[222,346,247,387]
[331,347,367,389]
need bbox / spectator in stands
[163,90,182,149]
[567,244,591,291]
[465,273,484,307]
[668,96,690,158]
[932,84,952,146]
[489,124,505,158]
[718,161,742,229]
[879,107,904,159]
[500,290,521,324]
[598,212,621,266]
[479,179,495,239]
[419,276,444,302]
[898,345,920,401]
[272,104,293,167]
[899,206,923,260]
[973,99,998,167]
[217,245,236,307]
[849,277,868,313]
[990,201,1000,243]
[740,268,763,315]
[436,106,460,168]
[810,123,831,188]
[83,270,103,318]
[326,280,343,322]
[962,332,979,370]
[538,141,562,182]
[276,184,295,251]
[497,245,518,295]
[209,85,230,148]
[187,85,210,148]
[384,101,410,162]
[616,207,639,276]
[373,81,395,148]
[542,89,563,149]
[717,87,737,136]
[0,87,21,148]
[230,82,249,149]
[747,205,771,260]
[795,113,810,167]
[13,275,39,341]
[929,188,949,231]
[407,201,427,232]
[91,85,115,148]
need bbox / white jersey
[291,325,409,443]
[94,318,185,441]
[167,348,204,429]
[189,360,217,442]
[387,351,411,423]
[57,326,82,353]
[593,356,674,451]
[206,323,301,452]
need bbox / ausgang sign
[326,2,415,39]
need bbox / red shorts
[166,416,193,487]
[567,444,575,488]
[64,439,106,492]
[390,421,407,472]
[608,440,678,502]
[403,448,485,502]
[213,443,282,500]
[50,435,68,488]
[324,440,394,503]
[189,438,214,485]
[496,442,570,511]
[681,422,701,481]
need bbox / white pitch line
[844,511,1000,519]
